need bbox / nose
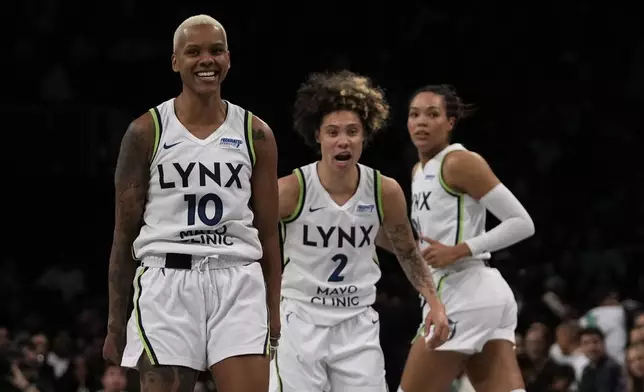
[414,114,429,127]
[199,55,215,66]
[337,136,350,148]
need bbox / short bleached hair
[173,14,228,52]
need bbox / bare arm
[107,114,154,335]
[375,228,394,253]
[380,175,439,304]
[278,173,301,220]
[442,151,535,259]
[250,116,282,338]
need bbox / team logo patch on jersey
[356,203,375,214]
[220,137,243,149]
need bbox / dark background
[2,1,643,391]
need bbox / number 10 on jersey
[184,193,224,226]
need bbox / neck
[176,89,226,125]
[418,142,449,166]
[317,161,358,194]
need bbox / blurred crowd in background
[3,0,644,391]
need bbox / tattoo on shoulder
[139,357,198,392]
[252,127,266,141]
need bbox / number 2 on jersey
[184,193,224,226]
[328,253,348,282]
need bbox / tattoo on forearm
[139,357,198,392]
[252,128,266,141]
[386,223,437,297]
[108,122,151,332]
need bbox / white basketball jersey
[132,98,262,262]
[410,143,491,278]
[280,163,383,326]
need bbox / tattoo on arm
[385,223,437,298]
[139,356,198,392]
[108,121,151,334]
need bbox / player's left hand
[419,236,462,267]
[423,300,449,349]
[269,317,281,360]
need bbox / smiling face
[172,23,230,95]
[317,110,364,172]
[407,91,454,155]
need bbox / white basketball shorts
[269,299,387,392]
[415,266,517,355]
[121,256,269,371]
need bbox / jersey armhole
[373,169,384,223]
[282,168,306,224]
[149,107,163,164]
[243,110,257,166]
[439,151,465,197]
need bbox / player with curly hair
[270,71,450,392]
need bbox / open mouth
[335,152,352,162]
[194,70,220,82]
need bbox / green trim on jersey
[438,152,463,197]
[274,349,284,392]
[438,152,465,245]
[133,267,159,365]
[282,168,306,224]
[244,110,257,166]
[278,221,291,268]
[373,169,384,223]
[149,107,163,163]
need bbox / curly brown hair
[293,70,390,148]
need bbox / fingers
[419,235,438,244]
[426,321,446,349]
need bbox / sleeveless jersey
[132,98,262,262]
[280,163,384,326]
[410,143,491,280]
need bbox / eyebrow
[409,105,441,110]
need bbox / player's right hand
[423,300,449,350]
[103,331,124,365]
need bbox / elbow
[524,214,535,238]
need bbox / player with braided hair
[270,71,449,392]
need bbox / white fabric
[464,183,535,256]
[420,266,517,354]
[280,163,382,326]
[133,98,262,262]
[270,299,387,392]
[121,261,268,370]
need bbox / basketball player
[270,71,449,392]
[391,85,536,392]
[103,15,281,392]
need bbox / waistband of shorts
[140,253,253,270]
[432,259,488,277]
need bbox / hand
[423,300,449,349]
[103,326,125,365]
[419,236,468,268]
[269,315,281,360]
[8,363,30,390]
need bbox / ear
[447,116,455,132]
[171,54,178,73]
[227,51,231,70]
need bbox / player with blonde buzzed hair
[103,14,281,392]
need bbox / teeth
[197,71,215,77]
